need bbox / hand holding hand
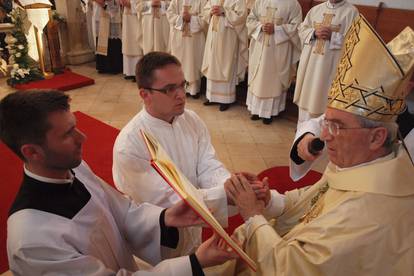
[164,200,202,228]
[250,177,271,206]
[226,175,265,221]
[195,233,238,267]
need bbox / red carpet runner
[14,69,95,91]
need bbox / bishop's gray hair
[355,115,398,150]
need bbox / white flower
[15,53,21,58]
[17,68,25,78]
[5,35,17,45]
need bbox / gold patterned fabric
[327,15,414,122]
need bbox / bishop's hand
[226,174,265,221]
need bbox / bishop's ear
[368,127,388,151]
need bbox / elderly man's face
[321,108,376,168]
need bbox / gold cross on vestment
[182,4,192,37]
[313,13,341,55]
[260,7,282,46]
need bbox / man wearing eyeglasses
[113,52,269,259]
[207,17,414,275]
[289,113,414,181]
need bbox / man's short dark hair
[0,90,70,160]
[135,52,181,89]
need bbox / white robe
[289,115,414,181]
[7,161,194,276]
[137,0,171,54]
[167,0,207,95]
[113,108,232,256]
[246,0,302,118]
[293,1,358,121]
[201,0,248,104]
[122,1,143,76]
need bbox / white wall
[348,0,414,10]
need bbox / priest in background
[246,0,302,124]
[201,0,248,111]
[293,0,358,124]
[120,0,143,81]
[166,0,207,98]
[1,89,239,276]
[137,0,171,54]
[208,17,414,275]
[92,0,123,74]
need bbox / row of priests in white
[293,0,359,124]
[201,0,248,110]
[121,0,143,78]
[167,0,207,96]
[246,0,302,122]
[138,0,171,54]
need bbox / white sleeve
[189,15,203,33]
[113,135,180,208]
[195,116,232,226]
[273,25,289,45]
[262,190,286,219]
[289,115,324,181]
[9,242,193,276]
[329,31,344,50]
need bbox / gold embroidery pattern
[327,15,409,122]
[300,183,329,224]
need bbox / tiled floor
[0,63,325,175]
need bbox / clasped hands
[151,0,161,8]
[315,26,332,40]
[262,23,275,35]
[211,5,224,16]
[225,172,270,221]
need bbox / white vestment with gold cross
[293,1,358,120]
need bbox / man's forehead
[325,108,355,123]
[47,110,75,130]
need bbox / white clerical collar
[142,107,179,126]
[326,0,346,9]
[24,165,74,184]
[335,151,395,172]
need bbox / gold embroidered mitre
[327,15,414,122]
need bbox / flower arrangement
[6,8,43,86]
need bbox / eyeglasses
[320,118,370,136]
[143,80,189,97]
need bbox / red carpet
[0,112,119,273]
[14,69,95,91]
[202,166,322,241]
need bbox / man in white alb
[293,0,358,124]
